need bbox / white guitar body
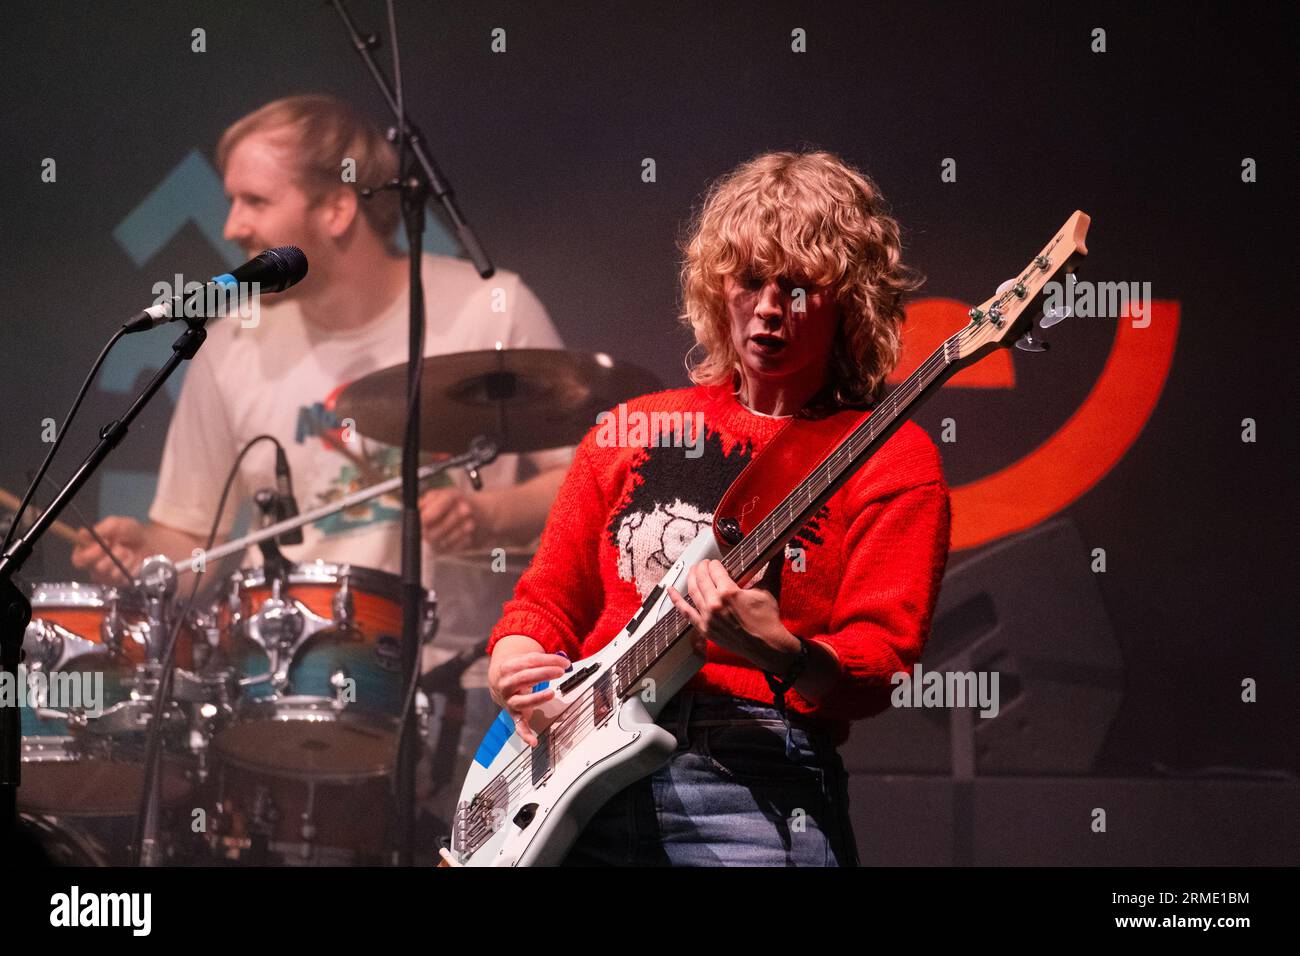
[447,529,721,866]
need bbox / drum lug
[415,689,430,742]
[127,660,162,703]
[100,599,125,655]
[331,577,355,629]
[251,784,281,841]
[227,585,245,640]
[421,596,439,644]
[24,619,64,671]
[299,780,318,851]
[190,608,220,670]
[190,690,234,782]
[250,598,306,692]
[209,796,233,844]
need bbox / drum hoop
[20,735,81,762]
[229,560,434,605]
[211,700,400,781]
[27,581,114,608]
[234,696,404,725]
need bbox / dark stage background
[1,1,1295,864]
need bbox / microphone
[273,445,304,546]
[123,246,309,333]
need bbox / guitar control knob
[716,517,742,545]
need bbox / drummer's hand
[488,641,570,748]
[71,516,143,585]
[419,487,484,554]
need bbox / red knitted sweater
[488,384,951,744]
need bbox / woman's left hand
[667,559,801,673]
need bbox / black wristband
[765,634,810,696]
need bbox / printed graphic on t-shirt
[293,384,448,539]
[606,425,827,599]
[313,451,403,536]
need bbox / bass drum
[14,814,111,866]
[201,757,393,866]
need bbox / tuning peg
[1040,303,1072,329]
[1014,327,1049,353]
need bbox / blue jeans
[561,692,859,866]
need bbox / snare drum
[18,582,197,816]
[213,562,434,779]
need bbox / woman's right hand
[487,636,571,748]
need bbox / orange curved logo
[891,297,1180,552]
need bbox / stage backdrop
[1,0,1295,852]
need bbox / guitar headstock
[947,210,1091,362]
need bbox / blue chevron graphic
[112,149,245,269]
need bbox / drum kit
[9,347,660,865]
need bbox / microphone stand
[329,0,494,865]
[329,0,494,279]
[0,319,209,842]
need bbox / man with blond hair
[74,94,570,582]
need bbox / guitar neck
[614,332,962,699]
[615,209,1091,698]
[721,333,961,585]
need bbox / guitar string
[469,267,1054,822]
[459,317,1012,848]
[458,327,968,848]
[458,325,969,848]
[463,265,1064,843]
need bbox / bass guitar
[442,211,1091,866]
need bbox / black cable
[129,433,286,865]
[2,325,127,553]
[199,434,285,558]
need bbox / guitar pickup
[531,732,552,786]
[593,671,614,724]
[559,662,599,694]
[623,584,663,636]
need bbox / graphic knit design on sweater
[605,427,830,602]
[489,384,952,744]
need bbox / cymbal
[334,348,662,454]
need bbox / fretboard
[613,330,960,698]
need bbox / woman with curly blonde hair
[486,150,950,866]
[679,150,923,412]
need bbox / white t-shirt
[150,253,572,589]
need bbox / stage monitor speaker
[842,517,1123,775]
